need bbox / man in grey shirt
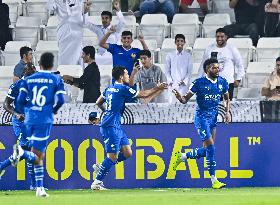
[13,46,33,82]
[129,50,167,103]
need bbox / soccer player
[0,63,37,188]
[16,52,65,197]
[172,58,230,189]
[91,66,167,190]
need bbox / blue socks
[117,153,127,162]
[34,165,44,188]
[206,145,216,176]
[20,150,36,163]
[186,147,206,159]
[96,157,116,181]
[27,162,36,188]
[0,157,12,170]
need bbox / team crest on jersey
[129,88,136,94]
[219,84,223,91]
[131,53,136,59]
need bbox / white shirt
[85,11,125,55]
[164,50,193,87]
[198,43,245,84]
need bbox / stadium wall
[0,123,279,190]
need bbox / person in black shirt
[223,0,263,46]
[62,46,101,103]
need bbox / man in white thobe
[165,34,193,103]
[47,0,91,65]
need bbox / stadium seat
[227,37,254,69]
[131,39,158,62]
[89,0,112,16]
[2,41,32,66]
[212,0,235,22]
[158,38,191,64]
[99,64,112,92]
[0,90,7,103]
[44,15,58,41]
[237,87,262,100]
[23,0,48,25]
[35,41,58,68]
[171,13,200,47]
[57,65,83,102]
[2,0,22,26]
[112,15,138,38]
[256,37,280,62]
[83,16,104,47]
[192,38,216,63]
[246,62,275,88]
[202,13,231,37]
[191,62,200,82]
[0,66,14,91]
[139,14,170,47]
[14,16,42,49]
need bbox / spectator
[198,28,245,100]
[62,46,101,103]
[164,34,193,103]
[264,0,280,37]
[129,50,167,103]
[86,1,125,55]
[261,57,280,100]
[0,1,12,51]
[179,0,209,16]
[139,0,176,23]
[13,46,33,83]
[99,29,148,76]
[223,0,261,46]
[47,0,91,65]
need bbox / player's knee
[107,153,118,162]
[124,150,132,159]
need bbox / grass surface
[1,188,280,205]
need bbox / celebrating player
[172,58,230,189]
[91,66,167,190]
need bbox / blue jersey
[190,76,229,115]
[101,83,138,127]
[18,70,65,125]
[108,44,141,75]
[7,79,24,115]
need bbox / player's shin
[186,147,206,159]
[95,157,116,182]
[205,144,217,183]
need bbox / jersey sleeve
[123,86,138,99]
[189,80,199,94]
[6,84,17,99]
[17,79,28,106]
[222,79,229,94]
[55,77,66,96]
[107,43,117,54]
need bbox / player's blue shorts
[26,123,52,153]
[100,126,130,153]
[12,117,29,147]
[194,112,217,141]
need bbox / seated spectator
[261,57,280,100]
[129,50,167,103]
[223,0,262,47]
[13,47,33,82]
[0,1,12,51]
[62,46,101,103]
[179,0,209,16]
[264,0,280,37]
[164,34,193,103]
[139,0,175,23]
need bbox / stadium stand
[34,40,58,68]
[202,13,231,37]
[2,0,22,26]
[89,0,112,16]
[44,15,58,41]
[192,37,215,63]
[0,65,14,92]
[256,37,280,62]
[23,0,48,25]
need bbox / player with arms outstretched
[91,66,166,190]
[172,58,230,189]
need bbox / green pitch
[1,188,280,205]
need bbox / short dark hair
[175,34,185,42]
[39,52,54,70]
[101,11,112,19]
[276,57,280,62]
[82,46,95,59]
[20,46,32,59]
[122,31,133,37]
[112,66,126,81]
[203,58,219,73]
[139,50,151,58]
[216,27,227,36]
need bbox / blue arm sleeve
[53,93,65,114]
[17,80,28,107]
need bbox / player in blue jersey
[172,58,230,189]
[16,52,65,197]
[0,63,38,187]
[90,66,167,190]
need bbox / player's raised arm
[99,26,116,49]
[95,95,106,112]
[136,83,167,99]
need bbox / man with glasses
[261,57,280,100]
[164,34,193,103]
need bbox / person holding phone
[261,57,280,100]
[198,28,245,100]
